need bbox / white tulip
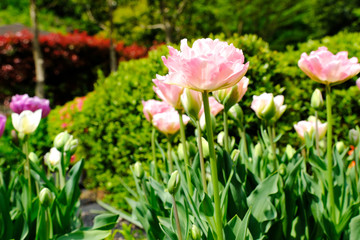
[45,147,62,167]
[11,109,42,134]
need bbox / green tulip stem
[267,124,277,171]
[172,195,183,240]
[46,207,53,239]
[241,125,248,157]
[202,91,224,240]
[223,110,230,153]
[58,153,66,189]
[315,111,320,156]
[196,120,208,193]
[326,84,335,223]
[151,127,159,181]
[23,138,32,205]
[178,110,194,196]
[355,145,359,187]
[167,139,174,174]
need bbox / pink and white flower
[162,38,249,92]
[298,46,360,85]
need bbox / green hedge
[47,32,360,209]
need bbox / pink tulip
[152,110,190,135]
[298,46,360,85]
[294,117,327,141]
[356,78,360,90]
[0,114,6,137]
[199,96,224,117]
[153,75,184,109]
[142,100,173,122]
[162,38,249,92]
[10,94,51,118]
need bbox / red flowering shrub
[0,30,160,105]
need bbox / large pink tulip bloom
[142,100,173,122]
[162,38,249,92]
[298,46,360,85]
[0,114,6,138]
[153,75,184,109]
[152,110,190,135]
[294,118,327,141]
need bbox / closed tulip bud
[200,114,216,132]
[181,88,202,121]
[201,137,209,158]
[134,162,144,179]
[167,170,181,195]
[254,142,262,157]
[191,225,202,240]
[54,131,71,150]
[231,149,240,162]
[45,147,61,168]
[279,163,287,176]
[228,104,243,126]
[285,144,296,159]
[251,93,276,121]
[214,77,249,111]
[349,129,359,146]
[217,131,225,147]
[39,188,54,208]
[336,141,345,153]
[29,152,40,165]
[64,137,79,153]
[311,89,324,110]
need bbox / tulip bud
[39,188,54,208]
[54,131,71,150]
[311,89,324,110]
[217,131,225,147]
[167,170,181,195]
[285,144,296,159]
[201,137,209,158]
[134,162,144,179]
[44,147,61,169]
[228,104,244,126]
[64,137,79,153]
[336,141,345,153]
[260,95,276,121]
[200,114,216,133]
[349,129,360,146]
[191,225,202,240]
[181,88,202,121]
[278,163,287,176]
[29,152,40,165]
[254,142,262,157]
[231,149,240,162]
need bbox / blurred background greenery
[1,0,360,49]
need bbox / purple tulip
[9,94,51,118]
[0,114,6,137]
